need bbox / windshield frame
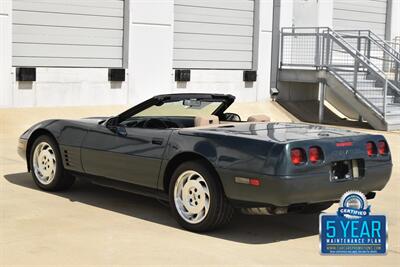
[115,94,235,124]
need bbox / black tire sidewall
[169,160,223,232]
[30,135,65,191]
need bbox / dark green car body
[18,94,392,209]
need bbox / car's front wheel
[169,161,233,232]
[30,135,75,191]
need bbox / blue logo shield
[320,191,387,255]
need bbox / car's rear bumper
[219,162,392,207]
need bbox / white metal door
[173,0,255,69]
[333,0,388,38]
[12,0,126,68]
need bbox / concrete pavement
[1,102,399,266]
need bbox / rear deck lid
[194,122,364,143]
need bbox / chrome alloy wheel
[174,170,210,224]
[32,142,57,185]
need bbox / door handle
[151,138,164,145]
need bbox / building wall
[173,0,255,70]
[171,0,273,102]
[390,0,400,39]
[333,0,387,38]
[0,0,12,107]
[12,0,125,68]
[2,0,129,107]
[1,0,274,107]
[288,0,333,28]
[289,0,393,39]
[12,68,129,107]
[128,0,174,105]
[4,0,396,108]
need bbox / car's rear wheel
[169,161,233,232]
[30,135,75,191]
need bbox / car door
[81,123,172,189]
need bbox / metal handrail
[335,30,400,87]
[280,27,400,120]
[327,29,400,95]
[367,30,400,60]
[324,31,388,118]
[281,27,399,93]
[327,67,385,118]
[336,30,400,60]
[338,30,400,69]
[328,29,386,77]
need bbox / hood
[184,122,364,143]
[78,117,110,124]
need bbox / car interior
[119,114,270,130]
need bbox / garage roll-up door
[12,0,125,68]
[173,0,255,69]
[333,0,387,38]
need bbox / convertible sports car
[18,94,392,231]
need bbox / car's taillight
[309,146,323,163]
[377,140,388,155]
[291,148,306,165]
[366,141,377,157]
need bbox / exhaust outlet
[241,206,288,215]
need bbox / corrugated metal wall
[333,0,387,38]
[12,0,125,68]
[173,0,255,69]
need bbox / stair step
[343,79,378,85]
[386,117,400,124]
[370,103,400,108]
[386,110,400,116]
[336,71,368,75]
[387,124,400,131]
[357,90,385,97]
[362,97,395,106]
[386,118,400,125]
[387,103,400,109]
[369,105,400,116]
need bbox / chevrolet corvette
[17,94,392,231]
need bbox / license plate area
[330,159,364,182]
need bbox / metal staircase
[279,27,400,131]
[336,30,399,84]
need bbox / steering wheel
[143,118,168,129]
[164,120,180,128]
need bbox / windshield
[133,100,222,117]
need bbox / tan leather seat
[247,114,270,122]
[194,115,219,127]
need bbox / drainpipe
[318,80,326,124]
[317,70,326,124]
[270,0,281,97]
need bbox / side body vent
[60,145,83,172]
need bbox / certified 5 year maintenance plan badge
[320,191,387,255]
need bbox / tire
[169,160,233,232]
[30,135,75,191]
[299,202,333,214]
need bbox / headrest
[194,115,219,127]
[247,114,271,122]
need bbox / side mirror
[105,117,127,136]
[222,112,241,122]
[105,116,119,128]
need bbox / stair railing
[335,30,400,85]
[280,27,400,120]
